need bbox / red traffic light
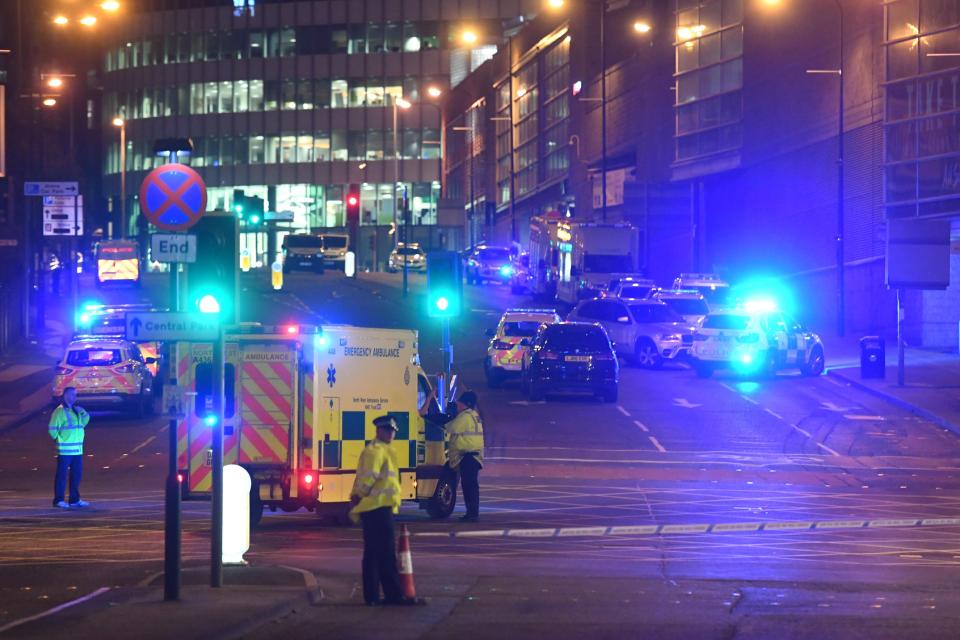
[347,194,359,207]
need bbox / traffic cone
[397,524,417,599]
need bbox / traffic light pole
[164,262,181,601]
[402,187,410,298]
[441,317,452,405]
[211,325,224,588]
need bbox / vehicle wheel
[250,485,264,529]
[486,368,502,389]
[695,363,713,378]
[801,346,825,377]
[634,339,663,370]
[602,385,618,403]
[426,471,457,519]
[528,381,545,402]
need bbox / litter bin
[860,336,885,379]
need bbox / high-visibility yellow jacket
[446,408,484,470]
[349,439,401,523]
[48,405,90,456]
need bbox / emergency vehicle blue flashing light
[203,413,218,427]
[78,312,92,326]
[743,298,779,314]
[499,265,514,277]
[315,335,329,348]
[731,348,762,375]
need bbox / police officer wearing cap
[349,415,418,606]
[444,391,485,522]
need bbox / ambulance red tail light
[283,325,299,335]
[177,473,183,483]
[303,473,313,485]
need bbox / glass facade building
[101,0,535,237]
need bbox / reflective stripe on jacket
[447,408,484,470]
[349,439,401,523]
[48,405,90,456]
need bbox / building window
[332,80,348,108]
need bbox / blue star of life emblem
[326,364,336,387]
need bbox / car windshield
[696,286,731,306]
[584,255,633,273]
[397,247,422,255]
[542,326,610,351]
[477,248,510,262]
[66,348,122,367]
[322,236,348,249]
[284,236,322,249]
[702,315,751,330]
[662,297,710,316]
[502,321,545,337]
[629,305,684,324]
[619,284,654,299]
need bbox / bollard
[222,464,251,565]
[240,248,251,273]
[271,260,283,290]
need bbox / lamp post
[453,124,476,249]
[393,97,411,294]
[112,117,126,239]
[805,0,845,337]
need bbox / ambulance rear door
[236,341,299,468]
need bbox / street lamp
[427,85,443,99]
[393,97,411,290]
[101,1,121,10]
[47,77,64,89]
[42,97,57,107]
[79,15,97,27]
[52,15,69,26]
[461,29,479,45]
[113,117,126,239]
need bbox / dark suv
[520,322,619,403]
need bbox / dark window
[702,314,750,330]
[477,248,511,262]
[583,255,633,273]
[66,348,122,367]
[576,301,604,320]
[629,305,684,324]
[662,297,710,316]
[502,321,543,337]
[596,301,629,323]
[541,326,610,351]
[283,235,323,249]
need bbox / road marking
[648,436,667,453]
[617,406,631,417]
[0,587,111,634]
[672,398,701,409]
[793,426,812,438]
[129,435,156,454]
[816,442,841,457]
[740,395,759,406]
[633,420,649,432]
[711,522,761,533]
[764,408,783,420]
[509,400,547,406]
[815,520,866,530]
[821,401,854,412]
[843,415,885,421]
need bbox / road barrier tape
[413,516,960,540]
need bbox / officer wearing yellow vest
[444,391,485,522]
[48,387,91,509]
[349,415,421,606]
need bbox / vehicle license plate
[565,355,591,362]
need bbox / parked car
[464,245,514,285]
[567,298,695,368]
[484,307,561,387]
[509,253,534,294]
[520,322,619,403]
[653,289,711,327]
[281,234,325,274]
[387,242,427,272]
[52,338,156,417]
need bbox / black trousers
[459,454,481,517]
[360,507,403,604]
[53,454,83,506]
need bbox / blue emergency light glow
[743,298,779,314]
[203,414,218,427]
[78,312,92,325]
[315,335,329,348]
[499,265,514,277]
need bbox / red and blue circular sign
[139,164,207,232]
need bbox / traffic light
[246,196,265,227]
[187,212,239,324]
[426,251,463,318]
[346,185,360,224]
[232,189,246,219]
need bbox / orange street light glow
[53,15,69,25]
[396,97,412,109]
[547,0,565,8]
[112,117,125,127]
[462,30,478,45]
[42,98,57,107]
[634,21,651,34]
[101,1,121,10]
[427,86,442,98]
[47,77,64,88]
[79,15,97,26]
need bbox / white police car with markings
[484,308,561,387]
[689,300,825,378]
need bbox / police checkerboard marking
[414,517,960,540]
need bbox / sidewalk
[2,565,324,640]
[823,332,960,436]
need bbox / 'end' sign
[151,233,196,263]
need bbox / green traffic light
[249,214,261,225]
[435,296,449,312]
[198,294,221,314]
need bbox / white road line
[617,406,631,417]
[740,395,759,406]
[648,436,667,453]
[843,415,885,421]
[719,383,736,393]
[816,442,841,457]
[633,420,649,433]
[129,435,156,454]
[0,587,111,634]
[793,426,812,438]
[764,408,783,420]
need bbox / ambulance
[174,324,454,525]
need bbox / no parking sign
[139,164,207,232]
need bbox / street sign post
[42,195,83,236]
[24,181,78,197]
[124,311,219,342]
[151,233,197,263]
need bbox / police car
[75,303,165,379]
[387,242,427,272]
[672,273,731,309]
[52,337,156,417]
[606,276,657,301]
[688,300,825,378]
[484,308,561,387]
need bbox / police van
[174,324,454,525]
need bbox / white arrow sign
[125,312,219,341]
[673,398,701,409]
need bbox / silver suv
[654,289,711,327]
[567,298,696,369]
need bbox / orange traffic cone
[397,524,417,599]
